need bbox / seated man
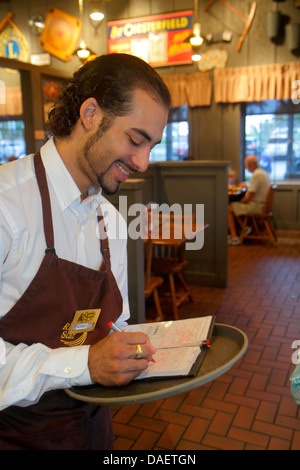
[228,155,270,245]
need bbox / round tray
[65,323,248,406]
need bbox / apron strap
[34,149,112,269]
[34,151,56,252]
[97,211,111,270]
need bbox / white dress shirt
[0,137,130,410]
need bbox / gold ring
[135,344,143,359]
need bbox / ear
[79,97,102,130]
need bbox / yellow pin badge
[60,309,101,346]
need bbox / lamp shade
[90,10,104,21]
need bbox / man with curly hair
[0,53,170,449]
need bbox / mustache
[116,159,137,174]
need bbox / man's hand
[241,191,254,203]
[88,332,156,387]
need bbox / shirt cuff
[44,345,93,386]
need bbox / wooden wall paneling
[273,185,300,230]
[128,0,150,17]
[20,69,35,154]
[156,161,228,287]
[221,102,240,177]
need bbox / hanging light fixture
[89,1,104,34]
[190,0,204,61]
[75,0,95,60]
[90,6,104,22]
[191,48,202,62]
[90,10,104,21]
[76,40,93,59]
[190,23,203,47]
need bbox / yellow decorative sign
[107,11,194,67]
[39,7,81,62]
[0,13,29,63]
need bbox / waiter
[0,53,170,449]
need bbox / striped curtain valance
[162,72,212,108]
[213,62,300,103]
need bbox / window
[150,106,189,161]
[0,119,26,164]
[243,100,300,181]
[0,67,26,164]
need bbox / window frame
[0,116,26,164]
[241,100,300,181]
[150,105,189,162]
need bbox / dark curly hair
[47,53,171,138]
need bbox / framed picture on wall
[41,75,66,127]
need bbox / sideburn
[84,114,115,153]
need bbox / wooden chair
[151,214,195,320]
[239,184,277,245]
[144,238,164,322]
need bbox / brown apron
[0,151,123,450]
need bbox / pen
[108,321,155,363]
[108,321,122,333]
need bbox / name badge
[69,309,101,334]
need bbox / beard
[98,176,121,196]
[82,114,121,196]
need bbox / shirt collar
[40,137,102,211]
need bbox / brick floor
[111,237,300,450]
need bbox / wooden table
[228,186,247,202]
[65,323,248,405]
[144,216,208,248]
[228,186,247,196]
